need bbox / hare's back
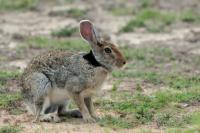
[24,50,74,73]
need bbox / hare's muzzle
[116,58,126,68]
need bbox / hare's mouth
[115,61,125,68]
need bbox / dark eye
[104,47,112,53]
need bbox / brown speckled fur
[22,50,72,78]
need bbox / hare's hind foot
[57,102,82,118]
[83,116,96,123]
[58,108,82,118]
[39,113,61,123]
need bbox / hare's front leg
[84,97,98,120]
[73,93,95,123]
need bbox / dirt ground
[1,0,200,132]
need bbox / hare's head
[80,20,126,71]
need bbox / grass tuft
[22,36,89,51]
[0,0,38,11]
[109,7,135,16]
[0,126,21,133]
[51,26,78,37]
[140,0,153,8]
[67,8,86,18]
[99,115,136,128]
[121,8,175,32]
[0,92,22,108]
[190,112,200,125]
[96,86,200,128]
[155,109,191,127]
[180,11,198,23]
[0,71,21,87]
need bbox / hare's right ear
[80,20,100,44]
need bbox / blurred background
[0,0,200,132]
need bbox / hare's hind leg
[39,97,61,123]
[24,72,60,123]
[58,101,82,118]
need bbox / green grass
[140,0,154,8]
[121,46,174,62]
[67,8,86,18]
[0,71,21,86]
[0,92,22,108]
[49,8,86,18]
[96,86,200,128]
[165,128,200,133]
[22,36,89,51]
[121,8,200,32]
[190,112,200,125]
[164,75,200,90]
[154,109,191,127]
[121,8,175,32]
[109,7,135,16]
[0,0,38,11]
[0,126,21,133]
[64,0,74,3]
[180,11,199,23]
[113,69,200,89]
[112,71,162,85]
[0,91,23,115]
[0,56,8,62]
[99,115,136,128]
[113,46,200,90]
[100,55,200,128]
[98,92,163,126]
[51,26,78,37]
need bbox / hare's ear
[80,20,100,44]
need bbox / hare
[21,20,126,123]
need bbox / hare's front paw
[92,115,100,121]
[83,116,96,123]
[90,113,100,121]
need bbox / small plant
[155,109,191,127]
[121,8,175,32]
[135,83,142,92]
[180,11,197,22]
[0,0,38,10]
[98,115,136,128]
[0,126,21,133]
[140,0,153,8]
[190,112,200,125]
[51,26,78,37]
[67,8,86,18]
[23,36,89,51]
[0,70,21,86]
[0,92,22,108]
[110,7,135,16]
[121,19,145,32]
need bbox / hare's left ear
[80,20,100,45]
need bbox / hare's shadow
[60,109,101,125]
[59,109,86,124]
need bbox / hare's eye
[104,48,112,53]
